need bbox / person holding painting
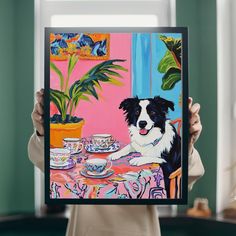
[28,89,204,236]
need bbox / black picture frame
[45,27,189,205]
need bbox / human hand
[188,97,202,155]
[31,89,44,136]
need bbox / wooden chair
[169,167,182,198]
[169,118,182,198]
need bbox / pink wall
[50,33,131,143]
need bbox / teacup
[91,134,115,149]
[50,148,70,166]
[63,138,84,154]
[84,158,112,174]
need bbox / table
[50,146,167,200]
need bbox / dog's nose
[139,120,147,129]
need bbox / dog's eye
[150,111,156,115]
[135,110,140,116]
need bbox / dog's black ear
[154,96,175,112]
[119,97,139,112]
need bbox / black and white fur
[108,96,181,198]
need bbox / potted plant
[50,54,128,147]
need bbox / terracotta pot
[50,120,85,148]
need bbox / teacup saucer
[50,160,68,167]
[87,169,108,176]
[85,142,120,153]
[70,149,82,156]
[80,168,114,179]
[50,158,76,170]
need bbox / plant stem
[68,100,74,120]
[64,76,70,95]
[171,51,181,69]
[62,110,66,123]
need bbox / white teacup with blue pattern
[63,137,84,154]
[84,158,112,175]
[91,134,115,149]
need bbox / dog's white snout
[137,100,154,130]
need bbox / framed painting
[45,27,189,204]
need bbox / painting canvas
[45,27,188,204]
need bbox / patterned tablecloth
[50,146,167,200]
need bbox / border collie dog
[108,96,181,198]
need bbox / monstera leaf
[158,35,182,90]
[161,68,181,90]
[159,35,181,67]
[158,50,179,73]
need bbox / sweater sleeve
[27,132,45,172]
[188,147,205,191]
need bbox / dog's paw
[129,157,167,166]
[129,157,145,166]
[108,152,122,160]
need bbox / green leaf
[93,80,102,90]
[80,95,91,102]
[71,94,82,108]
[98,59,126,69]
[50,93,62,114]
[69,80,81,98]
[158,50,178,73]
[106,64,128,72]
[50,89,70,121]
[161,68,181,90]
[68,59,128,111]
[68,54,79,77]
[87,85,99,99]
[159,35,182,66]
[64,54,79,94]
[83,59,127,80]
[108,78,124,86]
[101,69,123,78]
[50,62,64,90]
[95,73,110,82]
[159,35,167,41]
